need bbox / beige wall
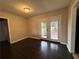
[28,8,68,44]
[0,11,28,43]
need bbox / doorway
[75,9,79,53]
[0,18,10,43]
[41,16,59,42]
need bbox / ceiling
[0,0,71,17]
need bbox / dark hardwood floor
[0,38,74,59]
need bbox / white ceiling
[0,0,71,17]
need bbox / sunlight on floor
[73,54,79,59]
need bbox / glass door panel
[41,21,47,38]
[50,20,58,40]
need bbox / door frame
[47,16,62,42]
[40,15,62,43]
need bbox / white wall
[67,0,78,53]
[0,11,28,44]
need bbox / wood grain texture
[0,38,74,59]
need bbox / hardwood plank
[0,38,74,59]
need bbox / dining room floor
[0,38,74,59]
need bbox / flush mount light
[24,8,30,12]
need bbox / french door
[41,17,59,42]
[41,21,47,39]
[49,20,58,41]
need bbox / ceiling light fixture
[24,8,30,12]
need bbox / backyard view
[50,21,58,40]
[41,20,58,40]
[41,21,47,38]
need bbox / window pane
[41,22,47,38]
[50,21,58,40]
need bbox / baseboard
[67,44,72,53]
[10,36,28,44]
[60,42,67,45]
[28,36,41,40]
[28,37,67,45]
[10,36,67,45]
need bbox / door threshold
[40,39,60,44]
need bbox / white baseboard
[10,36,67,46]
[67,44,72,53]
[10,36,28,44]
[60,42,67,45]
[28,36,41,40]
